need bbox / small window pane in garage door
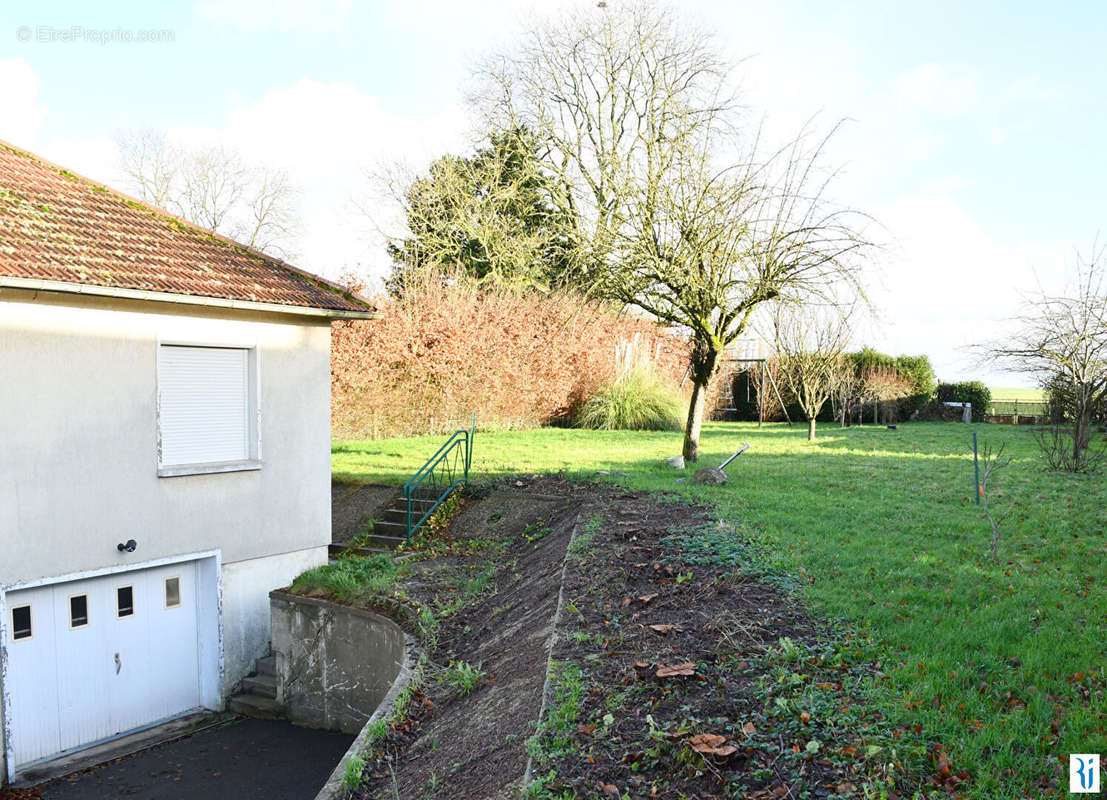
[12,605,32,640]
[69,595,89,628]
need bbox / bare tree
[116,129,299,258]
[771,304,852,441]
[116,128,177,209]
[989,248,1107,471]
[475,2,873,460]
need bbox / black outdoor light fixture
[117,539,137,553]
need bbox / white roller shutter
[159,345,251,466]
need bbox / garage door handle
[114,653,121,674]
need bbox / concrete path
[37,718,353,800]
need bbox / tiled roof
[0,141,376,316]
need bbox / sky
[2,0,1104,387]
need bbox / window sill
[158,460,262,478]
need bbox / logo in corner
[1070,754,1101,793]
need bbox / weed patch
[290,554,398,603]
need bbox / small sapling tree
[988,248,1107,472]
[772,304,853,441]
[977,442,1014,561]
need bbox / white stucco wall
[220,546,328,693]
[0,289,333,583]
[0,289,337,779]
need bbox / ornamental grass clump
[576,369,683,431]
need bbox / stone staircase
[329,495,439,555]
[228,652,283,719]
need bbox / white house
[0,141,377,784]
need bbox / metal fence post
[466,412,475,481]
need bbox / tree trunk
[682,342,719,462]
[684,380,708,461]
[1073,410,1091,468]
[808,417,817,441]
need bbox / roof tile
[0,142,375,314]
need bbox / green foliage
[526,662,586,765]
[1045,372,1105,424]
[290,554,397,603]
[848,348,937,418]
[342,754,366,789]
[443,660,486,696]
[387,127,580,295]
[937,381,992,421]
[576,369,683,431]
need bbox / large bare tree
[475,2,872,460]
[116,129,299,259]
[989,248,1107,471]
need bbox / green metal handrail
[402,414,475,543]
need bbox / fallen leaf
[656,662,696,678]
[688,733,727,749]
[638,592,659,604]
[648,623,681,634]
[741,721,756,736]
[578,725,596,735]
[599,783,620,798]
[687,733,737,757]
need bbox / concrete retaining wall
[269,591,406,734]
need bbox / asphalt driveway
[35,718,354,800]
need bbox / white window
[157,344,260,475]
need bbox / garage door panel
[7,586,61,767]
[53,582,112,753]
[6,560,210,770]
[143,564,202,722]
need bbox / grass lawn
[333,421,1107,797]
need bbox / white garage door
[6,562,204,769]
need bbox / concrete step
[255,655,276,677]
[228,692,284,720]
[330,542,398,557]
[372,520,409,539]
[381,507,411,524]
[241,673,277,699]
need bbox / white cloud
[192,0,355,33]
[0,58,49,147]
[38,134,119,185]
[0,59,120,187]
[165,78,468,282]
[869,186,1066,385]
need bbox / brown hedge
[331,280,700,440]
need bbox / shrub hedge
[331,277,701,439]
[936,381,992,422]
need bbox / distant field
[988,387,1048,415]
[990,386,1045,401]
